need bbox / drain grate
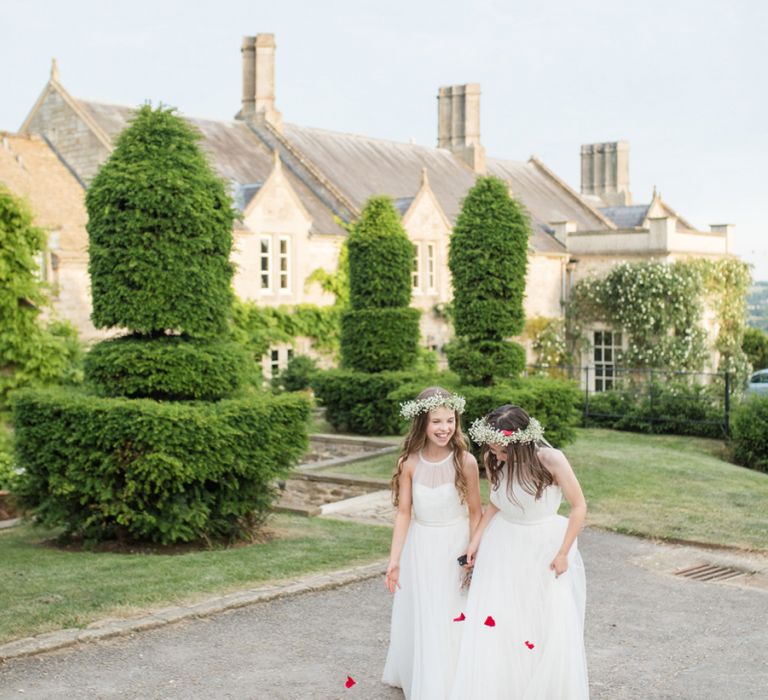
[674,562,748,583]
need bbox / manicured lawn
[0,514,391,644]
[320,428,768,551]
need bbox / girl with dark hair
[382,387,482,699]
[451,404,589,699]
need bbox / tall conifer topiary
[87,105,235,336]
[447,176,528,385]
[13,106,309,544]
[340,196,420,372]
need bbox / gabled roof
[78,101,345,235]
[600,190,699,233]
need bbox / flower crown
[399,393,466,420]
[468,416,544,446]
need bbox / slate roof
[78,101,345,235]
[600,204,650,229]
[73,98,626,253]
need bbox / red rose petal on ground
[525,641,535,649]
[484,615,496,627]
[453,612,466,622]
[345,676,356,688]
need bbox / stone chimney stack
[238,33,282,131]
[580,141,631,206]
[437,84,486,173]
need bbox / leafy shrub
[12,388,310,544]
[0,186,84,407]
[274,355,318,393]
[585,381,724,437]
[85,335,248,400]
[743,327,768,371]
[731,396,768,472]
[311,369,430,435]
[340,197,418,372]
[389,375,580,447]
[346,197,413,309]
[448,176,529,385]
[0,422,15,491]
[340,308,421,373]
[86,105,236,336]
[444,339,526,386]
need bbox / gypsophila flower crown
[399,393,466,420]
[468,417,545,446]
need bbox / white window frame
[270,348,280,378]
[278,236,291,293]
[412,242,422,293]
[259,236,272,292]
[426,243,436,293]
[593,330,623,392]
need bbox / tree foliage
[447,176,529,385]
[340,196,420,372]
[743,327,768,371]
[0,186,82,406]
[86,105,236,336]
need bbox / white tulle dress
[450,465,589,700]
[382,450,469,699]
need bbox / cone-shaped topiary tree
[83,106,247,399]
[86,105,235,336]
[446,176,529,385]
[340,196,420,372]
[13,106,309,544]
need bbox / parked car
[746,369,768,396]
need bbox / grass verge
[0,514,390,644]
[319,428,768,551]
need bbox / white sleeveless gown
[450,467,589,699]
[382,451,469,699]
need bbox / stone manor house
[4,34,734,385]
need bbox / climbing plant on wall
[567,259,751,383]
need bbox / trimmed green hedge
[347,197,414,309]
[311,369,431,435]
[585,381,724,437]
[85,335,249,400]
[313,370,579,445]
[12,388,310,544]
[86,106,236,336]
[0,421,14,491]
[340,308,421,373]
[444,338,526,386]
[390,376,580,447]
[731,396,768,472]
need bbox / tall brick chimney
[580,141,631,206]
[437,84,486,173]
[238,33,282,131]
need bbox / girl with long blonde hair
[382,387,482,699]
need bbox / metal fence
[525,365,733,438]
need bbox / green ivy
[0,186,83,408]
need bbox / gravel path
[1,528,766,699]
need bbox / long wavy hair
[391,387,469,506]
[481,404,553,502]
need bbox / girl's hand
[466,540,480,567]
[385,561,401,593]
[549,552,569,578]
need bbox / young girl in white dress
[382,387,482,699]
[451,404,589,700]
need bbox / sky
[3,0,767,279]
